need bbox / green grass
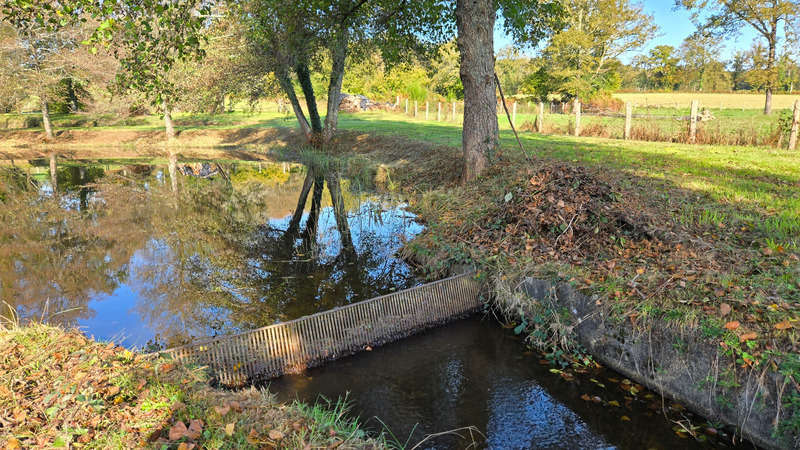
[326,111,800,246]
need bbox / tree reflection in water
[0,156,421,349]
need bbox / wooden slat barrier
[155,272,482,385]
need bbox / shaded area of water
[0,157,421,349]
[271,317,744,449]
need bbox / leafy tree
[101,0,210,139]
[679,34,731,91]
[429,41,462,100]
[537,0,657,99]
[730,50,752,90]
[677,0,800,114]
[0,2,88,137]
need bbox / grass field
[613,92,800,110]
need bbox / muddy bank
[495,277,799,449]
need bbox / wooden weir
[156,272,482,385]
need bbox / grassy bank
[0,323,382,449]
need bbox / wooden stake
[689,99,699,144]
[452,101,456,121]
[624,102,632,140]
[789,99,800,150]
[537,102,544,133]
[437,102,441,121]
[512,101,517,128]
[405,98,408,114]
[425,101,429,120]
[574,99,581,137]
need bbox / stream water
[1,156,746,449]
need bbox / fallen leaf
[214,405,231,416]
[177,444,195,450]
[169,421,188,441]
[230,401,242,413]
[4,437,21,450]
[774,320,793,330]
[225,423,235,436]
[246,429,259,445]
[268,430,284,441]
[739,332,758,342]
[719,303,731,316]
[724,321,740,330]
[580,394,592,401]
[608,400,621,407]
[636,267,645,275]
[620,415,631,422]
[186,419,203,440]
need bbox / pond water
[0,156,422,349]
[1,155,744,449]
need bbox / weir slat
[153,273,479,384]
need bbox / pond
[0,155,422,349]
[0,154,744,449]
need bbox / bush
[584,92,624,113]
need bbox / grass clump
[0,322,383,449]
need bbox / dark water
[0,157,421,348]
[271,317,746,449]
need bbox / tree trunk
[49,153,57,193]
[275,67,313,141]
[322,29,350,145]
[66,78,79,112]
[295,61,323,134]
[287,168,316,235]
[164,103,176,139]
[764,38,777,115]
[301,174,325,249]
[325,172,355,254]
[41,100,54,139]
[456,0,498,183]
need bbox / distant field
[613,92,800,110]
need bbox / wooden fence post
[624,102,632,140]
[425,101,429,120]
[452,101,456,121]
[396,95,400,107]
[537,102,544,133]
[414,101,418,118]
[405,98,409,115]
[689,99,699,144]
[512,101,517,128]
[574,98,581,137]
[437,102,441,121]
[789,99,800,150]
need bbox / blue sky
[495,0,760,63]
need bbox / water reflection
[0,155,422,348]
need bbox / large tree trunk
[41,100,54,139]
[322,29,349,145]
[164,103,176,139]
[456,0,498,183]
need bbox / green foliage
[102,0,210,109]
[533,0,657,99]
